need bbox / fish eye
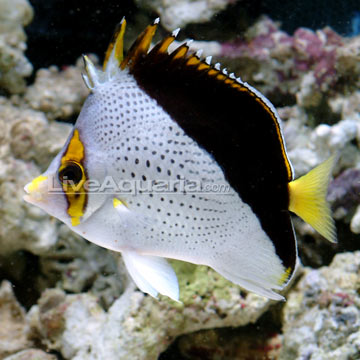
[58,162,84,185]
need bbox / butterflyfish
[24,18,337,302]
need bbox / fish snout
[23,175,49,204]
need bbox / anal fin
[213,264,285,301]
[122,251,180,302]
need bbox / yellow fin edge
[121,19,159,70]
[103,18,127,70]
[288,155,337,243]
[278,266,293,287]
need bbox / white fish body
[24,19,336,302]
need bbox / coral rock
[0,0,33,94]
[24,59,89,121]
[27,262,277,360]
[280,252,360,360]
[328,168,360,220]
[0,281,32,358]
[0,97,72,255]
[135,0,232,30]
[4,349,57,360]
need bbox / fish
[23,18,337,302]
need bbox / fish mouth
[23,186,43,204]
[23,175,48,203]
[23,194,36,204]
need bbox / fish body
[24,19,336,301]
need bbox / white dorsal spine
[83,55,100,89]
[172,28,180,37]
[82,48,125,90]
[195,49,203,58]
[205,56,212,65]
[81,73,93,90]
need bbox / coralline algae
[1,0,360,359]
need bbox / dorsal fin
[111,19,264,99]
[122,20,282,106]
[121,21,292,181]
[150,27,180,55]
[103,17,127,70]
[120,18,160,70]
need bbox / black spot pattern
[74,70,292,293]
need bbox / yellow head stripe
[61,129,84,165]
[60,129,87,226]
[67,190,87,226]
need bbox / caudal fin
[288,156,337,243]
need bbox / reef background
[0,0,360,359]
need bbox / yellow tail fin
[288,156,337,243]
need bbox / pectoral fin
[113,197,156,228]
[122,251,180,302]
